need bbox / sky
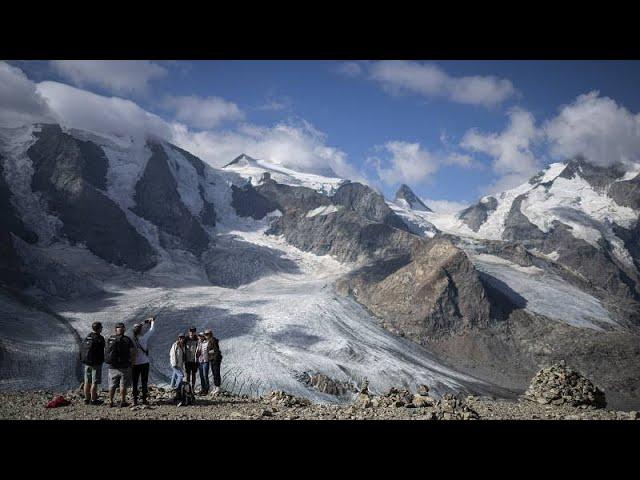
[2,60,640,212]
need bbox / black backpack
[177,381,196,406]
[81,332,104,365]
[105,335,132,367]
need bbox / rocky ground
[1,381,638,421]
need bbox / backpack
[177,381,196,406]
[81,332,104,365]
[105,335,132,367]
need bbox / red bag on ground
[45,395,71,408]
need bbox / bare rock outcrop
[337,237,492,340]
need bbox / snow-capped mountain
[223,153,348,195]
[0,123,492,401]
[1,124,639,408]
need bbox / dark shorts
[185,362,198,374]
[108,367,132,389]
[84,365,102,385]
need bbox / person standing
[132,316,155,406]
[204,329,223,395]
[169,334,186,391]
[81,321,105,405]
[184,327,199,391]
[195,332,210,395]
[105,322,136,408]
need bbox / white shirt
[133,320,155,365]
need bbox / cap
[178,333,186,339]
[115,322,125,329]
[189,327,197,332]
[204,329,212,335]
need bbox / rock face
[458,196,497,232]
[26,125,157,271]
[524,363,607,409]
[132,141,211,256]
[394,184,432,212]
[231,182,278,220]
[332,182,409,230]
[337,237,492,340]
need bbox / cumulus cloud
[36,81,173,138]
[50,60,167,95]
[544,91,640,168]
[369,61,516,108]
[0,61,55,127]
[371,140,480,187]
[162,95,244,129]
[172,119,364,181]
[461,108,541,190]
[371,141,440,185]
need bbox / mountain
[223,153,347,195]
[0,123,497,401]
[1,124,639,408]
[395,184,432,212]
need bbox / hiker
[195,332,210,395]
[132,316,155,406]
[184,327,199,390]
[105,322,136,408]
[204,329,223,395]
[169,334,186,392]
[80,321,105,405]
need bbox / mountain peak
[394,184,432,212]
[223,153,257,168]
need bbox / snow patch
[306,205,342,218]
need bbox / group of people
[80,316,223,408]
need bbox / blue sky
[5,60,640,211]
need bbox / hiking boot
[84,398,91,405]
[211,387,220,396]
[119,401,130,408]
[91,399,104,406]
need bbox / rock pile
[353,383,437,410]
[524,363,606,409]
[297,372,357,396]
[264,391,311,408]
[433,394,480,420]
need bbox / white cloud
[50,60,167,95]
[172,118,364,182]
[0,61,55,127]
[544,90,640,168]
[36,81,173,139]
[369,61,516,108]
[421,198,469,214]
[461,108,541,190]
[372,141,440,185]
[371,140,480,187]
[163,95,244,129]
[335,62,363,77]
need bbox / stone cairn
[523,362,606,409]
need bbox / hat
[204,329,212,335]
[178,333,186,339]
[115,322,125,329]
[189,326,197,332]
